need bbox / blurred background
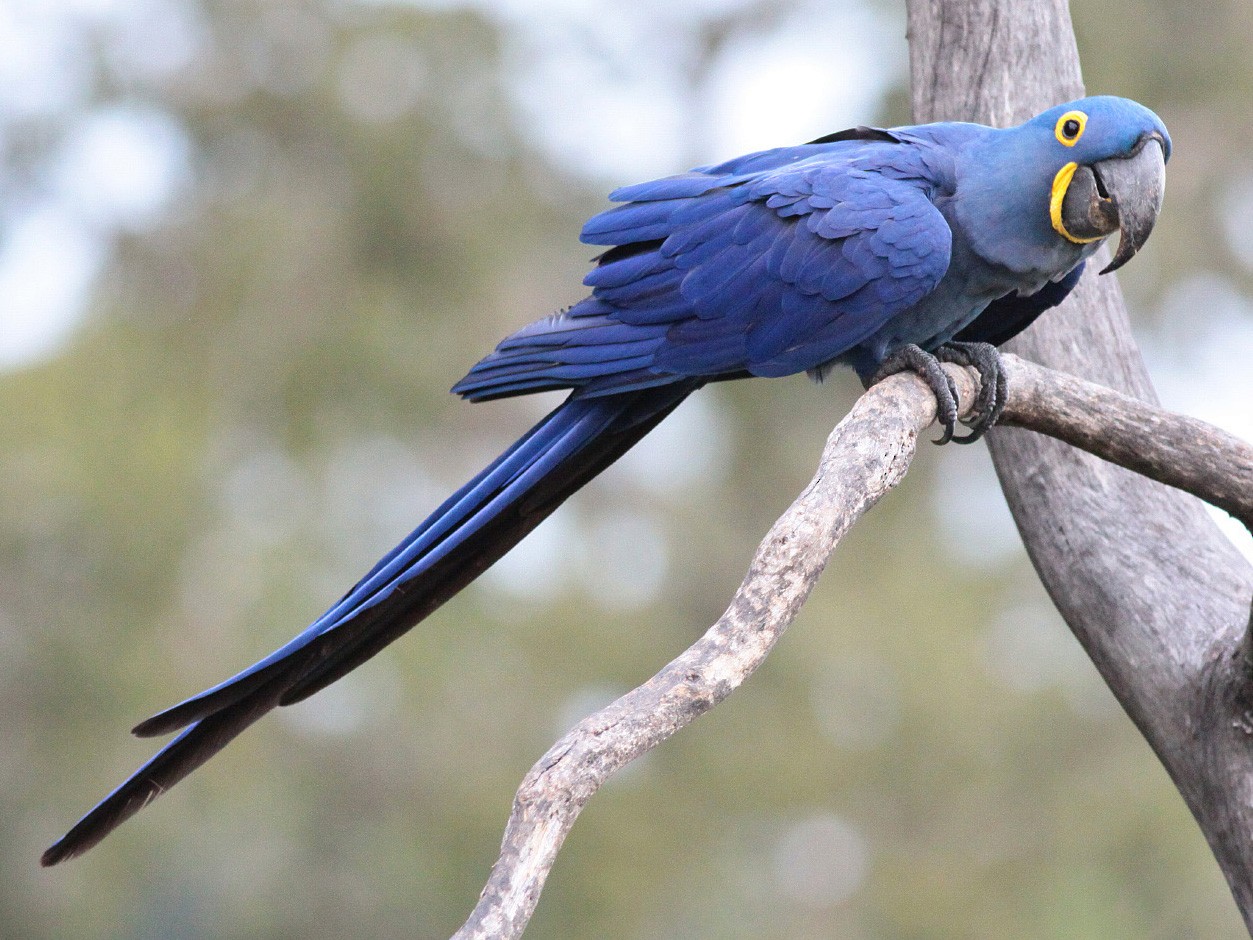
[3,0,1252,936]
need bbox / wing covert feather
[459,142,953,399]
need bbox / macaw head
[955,95,1170,278]
[1031,96,1170,273]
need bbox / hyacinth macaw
[44,95,1169,865]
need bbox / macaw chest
[851,234,1050,364]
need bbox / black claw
[934,341,1006,443]
[870,344,960,444]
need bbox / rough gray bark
[908,0,1253,926]
[453,356,1253,938]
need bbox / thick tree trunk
[907,0,1253,925]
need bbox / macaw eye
[1055,110,1087,146]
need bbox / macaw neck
[950,125,1096,285]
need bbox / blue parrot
[43,95,1169,865]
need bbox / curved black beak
[1060,134,1167,274]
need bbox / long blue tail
[42,385,694,865]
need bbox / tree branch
[452,366,978,940]
[454,360,1253,940]
[999,354,1253,530]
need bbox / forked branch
[453,357,1253,940]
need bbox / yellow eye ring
[1055,110,1087,146]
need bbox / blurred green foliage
[2,1,1251,937]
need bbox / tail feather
[280,386,688,705]
[42,672,292,866]
[44,385,695,865]
[130,407,584,739]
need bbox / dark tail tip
[131,712,178,738]
[41,840,75,867]
[44,676,292,867]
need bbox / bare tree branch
[452,366,979,940]
[908,0,1253,927]
[999,355,1253,530]
[454,358,1253,940]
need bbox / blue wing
[454,141,953,401]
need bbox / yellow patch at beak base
[1050,162,1104,244]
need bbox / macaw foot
[869,341,1006,445]
[870,344,961,445]
[934,341,1006,444]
